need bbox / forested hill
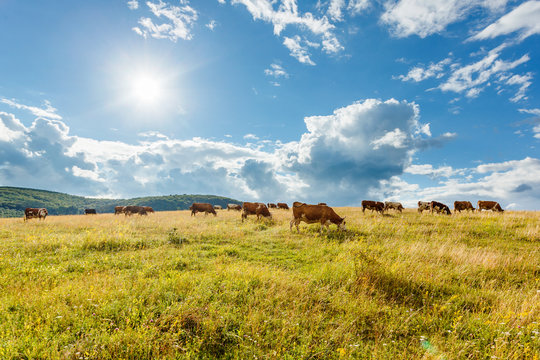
[0,187,242,218]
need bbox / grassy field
[0,208,538,359]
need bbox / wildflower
[337,348,346,357]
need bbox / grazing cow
[142,206,155,214]
[114,206,125,215]
[123,206,148,216]
[267,203,277,208]
[430,201,451,215]
[318,202,327,206]
[361,200,385,214]
[85,209,97,215]
[290,202,346,233]
[24,208,48,221]
[454,201,475,213]
[277,203,289,210]
[242,202,272,222]
[418,201,431,213]
[214,205,222,210]
[477,201,504,212]
[190,203,217,216]
[227,204,242,211]
[384,201,404,213]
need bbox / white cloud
[405,164,461,178]
[470,1,540,42]
[347,0,370,15]
[397,45,532,102]
[518,108,540,116]
[371,128,408,149]
[283,36,317,65]
[328,0,346,21]
[229,0,342,63]
[243,133,259,140]
[0,98,456,204]
[127,0,139,10]
[398,57,452,82]
[206,20,218,31]
[264,63,289,78]
[328,0,370,21]
[381,0,508,38]
[506,73,533,102]
[133,0,198,41]
[440,45,530,99]
[0,98,62,120]
[9,99,535,207]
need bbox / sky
[0,0,539,209]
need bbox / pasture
[0,209,538,359]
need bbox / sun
[130,73,163,106]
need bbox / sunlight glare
[131,73,163,106]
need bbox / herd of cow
[22,199,504,232]
[361,200,504,215]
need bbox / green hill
[0,186,242,217]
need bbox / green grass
[0,209,538,359]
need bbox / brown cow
[24,208,48,221]
[454,201,475,213]
[277,203,289,210]
[477,201,504,212]
[242,202,272,222]
[361,200,384,214]
[143,206,155,214]
[84,209,97,215]
[123,206,148,216]
[384,201,403,213]
[213,205,222,210]
[267,203,277,208]
[418,201,431,213]
[114,206,125,215]
[290,202,346,233]
[430,201,451,215]
[227,204,242,211]
[190,203,217,216]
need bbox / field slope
[0,209,538,359]
[0,186,241,217]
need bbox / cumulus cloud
[132,0,198,41]
[397,45,532,102]
[274,98,444,203]
[0,98,445,204]
[470,1,540,42]
[5,98,536,208]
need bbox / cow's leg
[362,207,365,213]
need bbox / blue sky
[1,0,539,209]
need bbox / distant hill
[0,186,242,218]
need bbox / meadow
[0,208,538,359]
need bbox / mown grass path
[0,209,538,359]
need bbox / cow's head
[338,217,346,231]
